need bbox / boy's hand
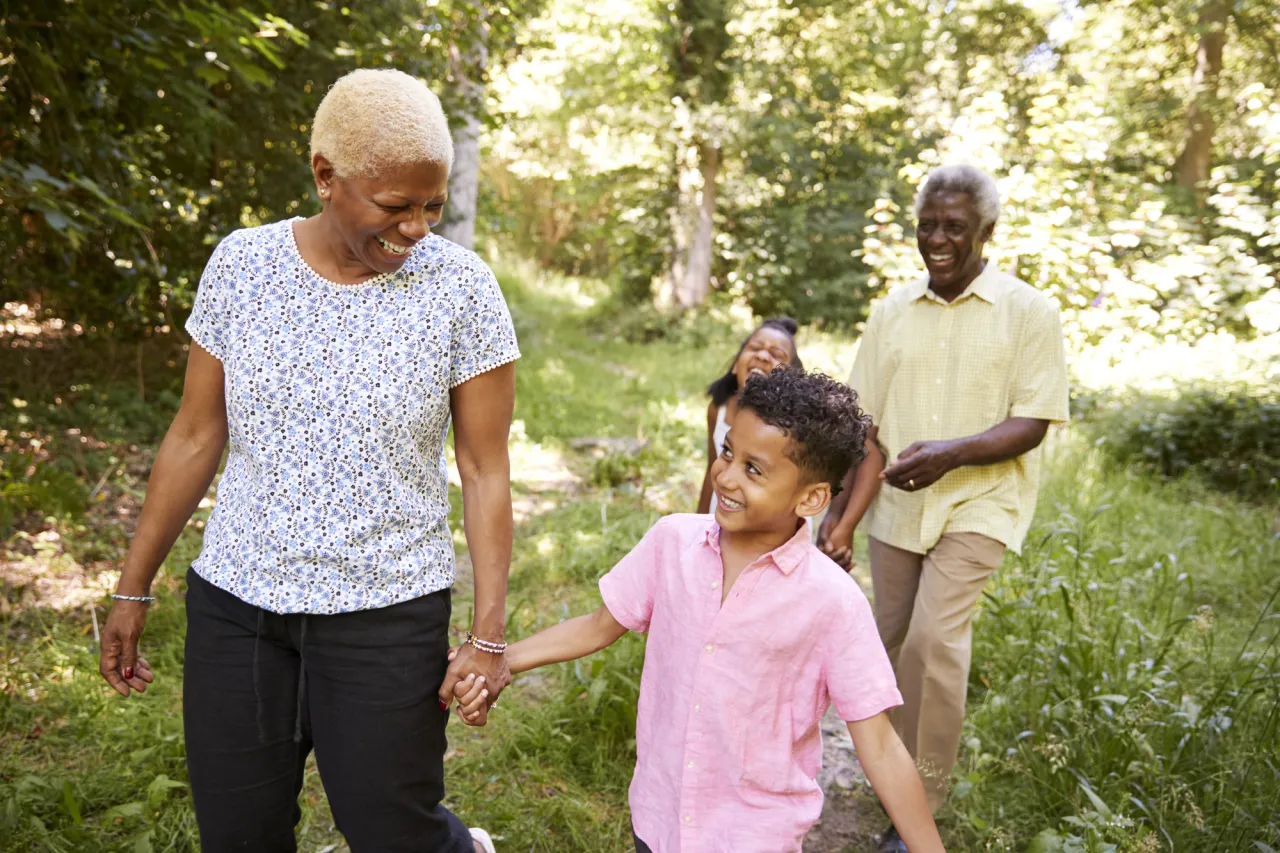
[454,672,491,726]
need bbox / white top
[709,405,731,513]
[186,218,520,614]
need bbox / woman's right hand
[98,600,156,697]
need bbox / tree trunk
[1174,1,1229,193]
[438,38,488,250]
[675,139,720,308]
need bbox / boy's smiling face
[711,408,830,537]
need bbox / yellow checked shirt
[849,264,1069,555]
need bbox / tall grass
[947,443,1280,852]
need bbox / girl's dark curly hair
[738,367,869,489]
[706,317,802,407]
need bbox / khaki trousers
[869,533,1005,812]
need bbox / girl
[696,317,802,514]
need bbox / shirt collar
[703,517,812,576]
[911,261,1000,305]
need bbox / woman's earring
[319,188,329,198]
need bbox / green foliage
[0,452,82,532]
[949,450,1280,851]
[0,0,535,337]
[487,0,1279,340]
[1087,385,1280,500]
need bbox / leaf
[145,774,186,809]
[1078,780,1113,820]
[61,781,82,825]
[1253,844,1278,853]
[587,674,608,712]
[1027,829,1065,853]
[103,801,145,822]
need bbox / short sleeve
[823,583,902,722]
[847,306,885,425]
[185,233,240,361]
[450,266,521,388]
[597,519,672,634]
[1009,298,1070,422]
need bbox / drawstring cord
[294,615,308,744]
[253,609,265,743]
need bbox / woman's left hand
[438,642,510,714]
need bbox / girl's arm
[847,712,945,852]
[696,401,719,514]
[508,604,630,675]
[817,431,884,568]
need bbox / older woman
[97,69,515,853]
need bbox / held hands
[881,440,961,492]
[816,514,855,571]
[453,669,492,726]
[98,600,156,697]
[439,643,508,726]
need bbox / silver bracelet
[111,593,157,603]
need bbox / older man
[825,164,1069,851]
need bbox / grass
[3,264,1278,852]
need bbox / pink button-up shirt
[599,514,902,853]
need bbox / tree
[1174,1,1231,194]
[665,0,734,309]
[438,29,489,250]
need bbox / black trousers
[183,569,474,853]
[634,830,653,853]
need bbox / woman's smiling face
[314,154,450,276]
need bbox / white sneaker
[469,827,497,853]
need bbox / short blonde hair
[309,69,454,178]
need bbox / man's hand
[816,513,855,571]
[438,643,510,713]
[882,440,961,492]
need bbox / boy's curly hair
[738,367,870,489]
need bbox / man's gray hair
[913,164,1001,228]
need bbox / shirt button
[932,415,938,421]
[683,815,693,825]
[940,340,947,348]
[693,703,701,712]
[704,644,715,654]
[710,581,720,590]
[688,760,696,768]
[936,378,942,385]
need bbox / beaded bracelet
[112,593,157,603]
[465,632,507,654]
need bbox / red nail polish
[123,667,134,680]
[438,699,448,710]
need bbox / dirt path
[804,707,885,853]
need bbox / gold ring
[909,479,916,489]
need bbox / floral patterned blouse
[186,218,520,614]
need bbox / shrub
[1087,384,1279,501]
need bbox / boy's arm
[847,712,945,853]
[507,604,630,675]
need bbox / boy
[450,368,944,853]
